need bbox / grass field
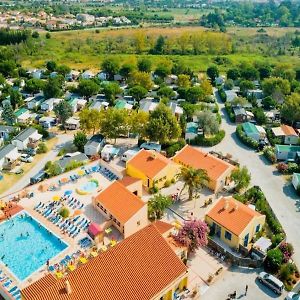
[19,26,300,72]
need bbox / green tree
[200,79,213,96]
[32,31,39,38]
[227,68,240,80]
[230,166,251,192]
[101,58,120,80]
[2,103,15,125]
[253,107,267,125]
[239,80,255,95]
[9,89,23,109]
[45,32,51,39]
[262,96,276,110]
[99,108,129,143]
[154,65,171,79]
[73,131,88,152]
[231,96,249,107]
[137,58,152,73]
[79,108,101,134]
[186,86,205,104]
[119,63,135,80]
[78,79,100,98]
[148,193,172,220]
[128,85,148,102]
[152,35,165,54]
[46,162,62,177]
[262,77,291,96]
[46,60,57,72]
[177,167,209,202]
[128,71,153,90]
[102,82,122,105]
[54,100,73,132]
[43,77,63,99]
[206,65,219,83]
[177,74,191,88]
[197,110,220,136]
[145,103,181,144]
[157,86,175,99]
[24,78,45,94]
[56,65,71,77]
[129,110,148,138]
[240,66,259,80]
[265,249,283,273]
[281,93,300,124]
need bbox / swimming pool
[76,179,99,195]
[0,212,68,281]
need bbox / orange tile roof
[94,181,145,223]
[173,145,233,181]
[118,176,142,187]
[206,197,262,236]
[21,225,187,300]
[281,124,298,136]
[127,149,171,179]
[152,220,173,235]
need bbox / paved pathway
[201,90,300,266]
[1,133,73,198]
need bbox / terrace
[0,161,123,299]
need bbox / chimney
[65,280,72,295]
[224,198,229,210]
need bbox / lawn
[0,137,58,195]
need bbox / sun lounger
[48,265,55,272]
[8,286,17,294]
[3,279,12,288]
[11,289,20,297]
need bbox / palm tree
[177,167,209,202]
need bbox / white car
[20,154,33,163]
[257,272,284,295]
[286,292,300,300]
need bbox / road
[0,133,73,198]
[203,90,300,266]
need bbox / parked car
[25,148,36,156]
[30,170,47,185]
[257,272,284,295]
[20,154,33,163]
[286,292,300,300]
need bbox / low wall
[208,237,264,268]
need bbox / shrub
[265,249,283,273]
[287,162,299,174]
[171,178,175,184]
[58,148,66,156]
[279,263,296,281]
[164,180,171,187]
[44,161,52,170]
[65,160,85,172]
[279,242,294,263]
[37,142,48,154]
[277,162,288,173]
[164,139,186,157]
[218,88,227,102]
[271,233,285,247]
[149,185,159,194]
[225,102,235,122]
[263,146,276,163]
[190,130,225,147]
[236,125,259,149]
[59,207,70,219]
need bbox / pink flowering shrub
[279,242,294,263]
[173,219,209,253]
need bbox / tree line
[0,28,30,46]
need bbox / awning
[6,151,21,161]
[30,132,42,141]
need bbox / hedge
[190,130,225,147]
[162,139,186,157]
[236,124,259,149]
[225,102,235,122]
[263,146,276,163]
[234,186,285,247]
[218,88,227,102]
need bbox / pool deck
[0,161,123,291]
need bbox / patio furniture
[105,227,112,235]
[79,257,88,264]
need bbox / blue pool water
[80,180,98,193]
[0,212,68,281]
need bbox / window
[137,221,140,226]
[255,224,260,233]
[225,231,232,241]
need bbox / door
[243,233,249,247]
